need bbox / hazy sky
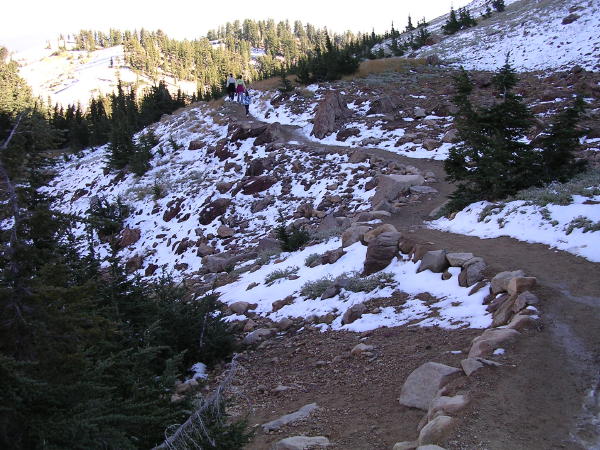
[2,0,473,50]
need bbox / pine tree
[406,15,415,32]
[458,8,477,29]
[442,7,461,35]
[492,0,506,12]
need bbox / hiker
[235,76,246,102]
[226,73,236,101]
[241,90,252,116]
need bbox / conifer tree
[443,7,461,35]
[492,0,506,12]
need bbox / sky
[2,0,475,51]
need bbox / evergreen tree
[458,8,477,29]
[406,15,415,32]
[442,7,461,35]
[492,0,506,12]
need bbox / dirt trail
[223,100,600,449]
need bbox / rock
[446,253,474,267]
[215,181,234,193]
[118,227,141,248]
[468,328,521,359]
[317,214,339,232]
[417,445,447,450]
[363,231,402,275]
[321,284,341,299]
[276,318,294,331]
[441,129,459,143]
[562,13,579,25]
[230,123,267,141]
[367,96,399,115]
[125,255,143,273]
[272,436,330,449]
[321,248,346,264]
[458,257,487,287]
[492,295,516,327]
[507,277,537,296]
[217,224,234,238]
[243,328,276,346]
[342,303,367,325]
[336,127,361,141]
[371,174,425,206]
[441,271,452,280]
[351,342,374,356]
[362,223,399,244]
[257,237,280,252]
[197,243,216,257]
[254,122,283,146]
[418,250,449,274]
[414,107,427,119]
[507,314,537,331]
[491,270,525,294]
[410,186,438,195]
[272,296,295,312]
[262,403,319,432]
[243,319,257,332]
[163,199,183,222]
[428,395,469,420]
[341,225,371,248]
[460,358,485,376]
[348,149,369,163]
[399,362,461,410]
[512,291,539,313]
[426,54,442,65]
[392,441,418,450]
[296,203,315,218]
[423,139,439,151]
[241,175,277,194]
[203,255,235,273]
[230,301,251,314]
[418,415,455,445]
[199,198,231,225]
[311,91,352,139]
[145,263,158,276]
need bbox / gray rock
[262,403,319,431]
[423,139,439,151]
[317,214,339,232]
[311,92,352,139]
[417,445,447,450]
[512,291,539,313]
[371,174,425,206]
[507,314,537,331]
[428,394,469,420]
[410,185,438,195]
[491,270,525,294]
[362,223,399,244]
[341,225,371,248]
[442,128,459,143]
[468,328,521,359]
[272,436,330,450]
[342,303,366,325]
[350,342,374,356]
[229,301,251,314]
[460,358,484,377]
[399,362,460,410]
[458,257,487,287]
[445,252,474,267]
[321,284,341,299]
[217,224,234,238]
[363,231,402,275]
[276,318,294,331]
[392,442,418,450]
[414,107,427,119]
[418,415,455,445]
[507,277,537,296]
[418,250,449,274]
[203,255,235,273]
[243,328,276,346]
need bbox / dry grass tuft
[342,57,428,80]
[249,75,297,91]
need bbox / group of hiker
[226,74,251,115]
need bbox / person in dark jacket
[226,73,236,101]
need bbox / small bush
[304,253,321,267]
[477,203,504,222]
[565,216,600,235]
[275,212,310,252]
[255,248,281,266]
[264,266,299,285]
[300,276,335,299]
[87,195,129,237]
[310,227,344,243]
[345,272,395,292]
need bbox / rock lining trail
[223,99,600,449]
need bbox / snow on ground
[429,195,600,262]
[218,239,492,332]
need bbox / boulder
[254,122,283,146]
[371,174,425,206]
[468,328,521,359]
[311,92,352,139]
[460,358,485,377]
[393,442,418,450]
[230,123,267,141]
[562,13,579,25]
[423,139,439,151]
[276,318,294,331]
[272,295,295,312]
[216,181,234,194]
[197,243,216,257]
[341,225,371,248]
[336,127,361,142]
[256,237,280,252]
[262,403,319,431]
[507,277,537,296]
[245,158,266,176]
[199,198,231,225]
[203,255,235,273]
[458,257,487,287]
[317,214,339,232]
[272,436,330,450]
[441,129,459,143]
[410,186,438,195]
[118,227,141,249]
[125,255,143,273]
[367,96,399,115]
[418,415,455,445]
[321,248,346,264]
[446,252,474,267]
[229,301,252,314]
[350,342,374,356]
[362,223,399,244]
[492,295,517,327]
[342,303,367,325]
[251,195,275,213]
[418,250,449,274]
[243,328,276,346]
[363,231,402,275]
[427,395,469,420]
[241,176,278,194]
[417,446,446,450]
[217,225,234,238]
[399,362,461,410]
[414,107,427,119]
[491,270,525,294]
[349,149,370,163]
[512,291,539,313]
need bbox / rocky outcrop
[363,231,402,275]
[371,174,425,207]
[241,176,278,195]
[199,198,231,225]
[342,303,366,325]
[311,92,352,139]
[399,362,461,410]
[117,227,141,249]
[262,403,319,431]
[272,436,330,449]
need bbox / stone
[348,149,369,163]
[341,225,371,248]
[199,198,231,225]
[418,415,455,445]
[276,318,294,331]
[230,301,251,314]
[321,284,341,299]
[243,328,276,346]
[423,139,439,151]
[362,223,399,244]
[272,296,295,312]
[418,250,449,274]
[371,174,425,206]
[251,195,274,213]
[428,395,469,420]
[230,123,267,141]
[256,237,280,252]
[392,442,418,450]
[512,291,540,313]
[217,225,234,238]
[507,277,537,296]
[363,231,402,275]
[417,445,447,450]
[321,248,346,264]
[197,243,216,257]
[458,257,487,287]
[468,328,521,359]
[203,255,235,273]
[311,91,352,139]
[399,362,460,410]
[118,227,141,248]
[414,107,427,119]
[272,436,330,449]
[254,122,283,146]
[562,13,579,25]
[262,403,319,431]
[410,186,438,195]
[367,96,400,115]
[460,358,484,376]
[492,295,517,327]
[441,129,459,143]
[507,314,537,331]
[241,175,277,194]
[336,127,361,141]
[317,214,339,232]
[446,253,474,267]
[351,343,374,356]
[342,303,367,325]
[145,264,158,276]
[491,270,525,294]
[243,319,257,332]
[215,181,234,194]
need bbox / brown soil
[220,77,600,449]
